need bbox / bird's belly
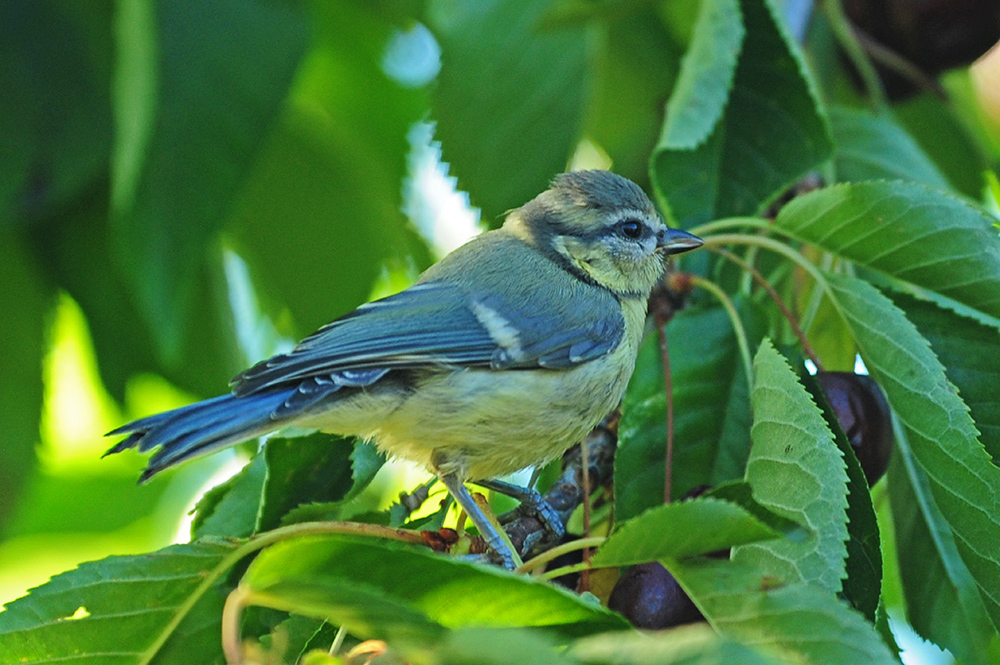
[371,357,633,480]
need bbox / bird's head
[505,170,703,297]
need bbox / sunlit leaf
[592,498,779,567]
[241,535,626,643]
[775,180,1000,324]
[0,541,240,665]
[669,558,898,665]
[733,340,849,594]
[826,273,1000,631]
[652,0,832,226]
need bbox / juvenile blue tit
[107,170,702,566]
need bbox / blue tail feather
[106,390,293,481]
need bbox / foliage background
[2,0,1000,663]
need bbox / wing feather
[231,234,627,397]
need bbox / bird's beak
[657,228,704,255]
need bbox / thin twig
[655,318,675,504]
[579,433,592,592]
[222,587,249,665]
[711,247,824,372]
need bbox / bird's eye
[617,220,643,239]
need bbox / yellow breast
[367,296,649,480]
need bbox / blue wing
[232,233,626,398]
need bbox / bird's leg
[438,473,518,570]
[473,478,566,550]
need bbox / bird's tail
[105,390,292,482]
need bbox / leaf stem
[701,233,829,288]
[689,275,755,396]
[538,561,593,582]
[800,252,837,333]
[329,625,349,655]
[821,0,887,108]
[688,216,774,237]
[711,247,824,371]
[222,586,249,665]
[141,522,429,665]
[518,537,606,574]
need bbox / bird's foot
[474,478,566,554]
[438,473,520,570]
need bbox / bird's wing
[231,278,625,397]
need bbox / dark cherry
[815,371,895,485]
[608,562,705,629]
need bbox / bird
[106,169,703,567]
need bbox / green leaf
[0,236,50,528]
[733,340,849,594]
[801,372,882,621]
[428,0,591,221]
[226,3,428,335]
[249,576,444,648]
[0,540,240,664]
[344,442,386,502]
[668,558,899,665]
[585,8,683,186]
[829,106,950,188]
[592,497,779,567]
[652,0,832,227]
[826,272,1000,631]
[194,435,380,538]
[258,434,360,532]
[895,92,987,199]
[617,303,756,520]
[890,292,1000,463]
[111,0,306,361]
[571,624,783,665]
[261,614,339,665]
[704,481,807,536]
[804,291,858,372]
[0,1,112,228]
[242,535,627,643]
[439,627,574,665]
[193,454,266,539]
[278,442,387,527]
[656,0,743,151]
[775,180,1000,324]
[889,438,994,665]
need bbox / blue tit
[106,170,702,567]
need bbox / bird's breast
[370,298,648,480]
